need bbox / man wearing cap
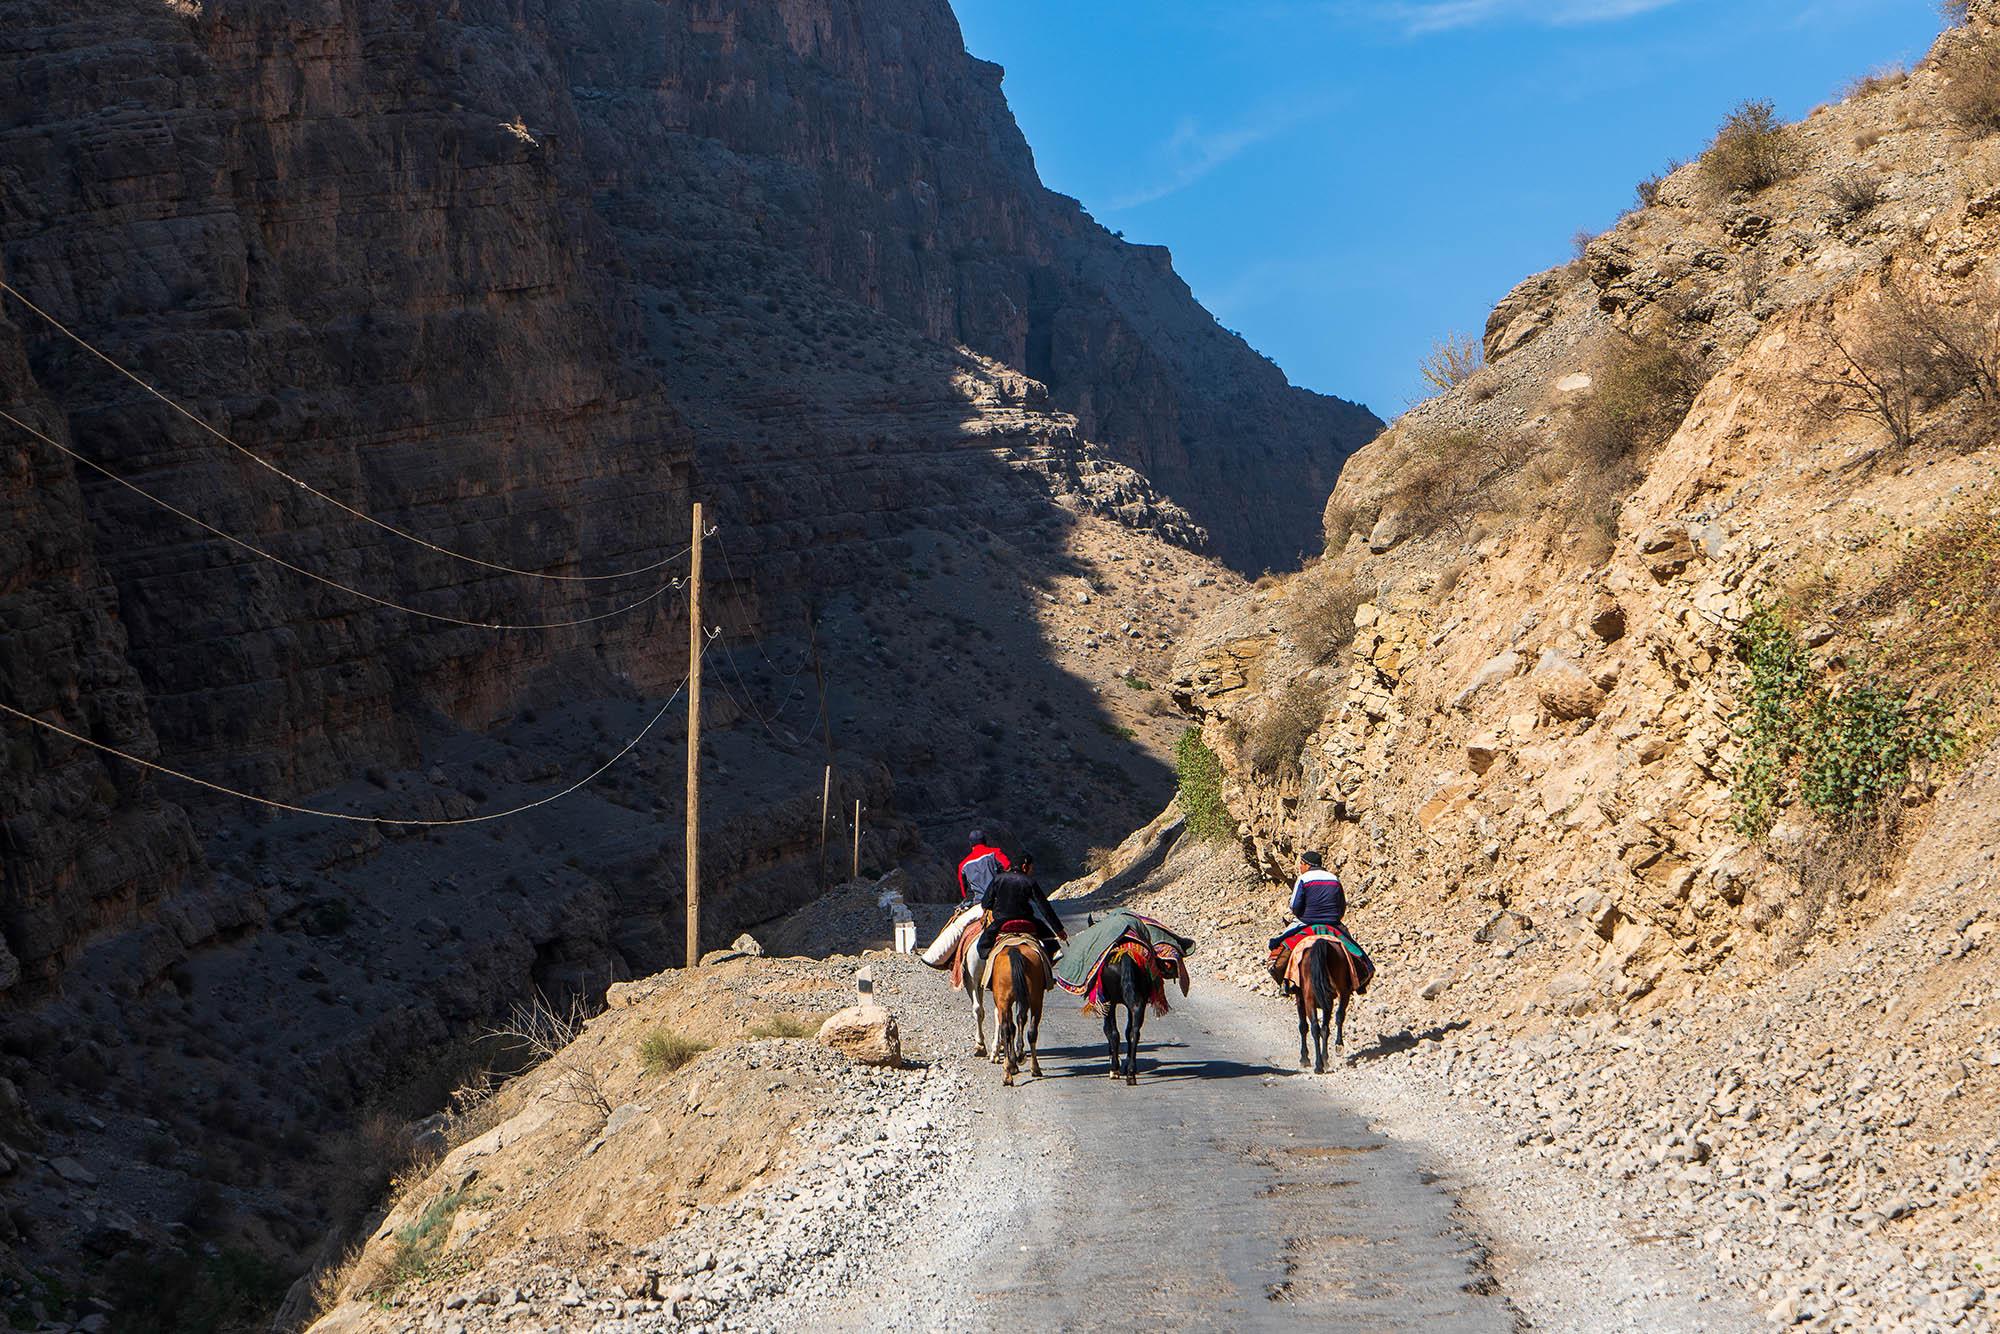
[955,830,1010,902]
[1270,850,1345,949]
[919,830,1011,967]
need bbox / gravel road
[821,917,1512,1332]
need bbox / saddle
[946,915,985,991]
[1267,924,1373,995]
[979,932,1050,991]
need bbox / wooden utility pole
[685,500,704,969]
[818,765,832,893]
[851,798,862,881]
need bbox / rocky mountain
[1171,13,2000,1326]
[0,0,1372,1321]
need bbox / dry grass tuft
[744,1014,822,1041]
[639,1028,712,1076]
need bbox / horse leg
[1296,991,1311,1069]
[1026,986,1044,1079]
[1313,1000,1330,1074]
[1123,990,1145,1085]
[1103,1001,1121,1081]
[970,984,987,1058]
[997,979,1018,1087]
[1335,991,1350,1058]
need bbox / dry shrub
[1860,495,2000,684]
[1852,126,1886,153]
[1700,100,1797,196]
[1943,0,1971,26]
[1826,169,1883,219]
[1801,272,2000,449]
[1777,815,1899,963]
[1567,335,1706,469]
[488,993,612,1118]
[1941,32,2000,132]
[1322,497,1362,550]
[1285,572,1370,665]
[1419,331,1484,394]
[1559,336,1705,563]
[1246,677,1330,777]
[1633,159,1687,210]
[1843,64,1909,100]
[744,1014,822,1040]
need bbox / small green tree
[1174,727,1233,842]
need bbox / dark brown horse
[1293,936,1353,1073]
[1096,942,1156,1086]
[989,941,1047,1086]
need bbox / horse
[1096,942,1156,1086]
[1293,935,1354,1074]
[989,941,1048,1086]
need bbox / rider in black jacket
[975,854,1067,959]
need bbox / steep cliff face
[546,0,1377,575]
[1172,18,2000,1322]
[0,0,1361,1002]
[0,0,1348,1316]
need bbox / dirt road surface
[827,914,1513,1332]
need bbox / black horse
[1098,943,1156,1086]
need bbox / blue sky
[951,0,1946,418]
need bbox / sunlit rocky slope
[1172,12,2000,1327]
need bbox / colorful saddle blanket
[979,933,1050,990]
[1267,924,1373,994]
[1053,910,1195,1000]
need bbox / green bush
[1699,100,1795,195]
[1174,728,1233,842]
[1731,604,1955,836]
[744,1014,820,1040]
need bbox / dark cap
[968,829,986,846]
[1298,850,1324,868]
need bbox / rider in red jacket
[957,830,1011,901]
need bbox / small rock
[50,1156,98,1185]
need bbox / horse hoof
[1125,1075,1137,1087]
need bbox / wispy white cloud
[1372,0,1681,35]
[1107,105,1323,210]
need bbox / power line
[0,655,696,827]
[0,407,688,631]
[1,279,683,584]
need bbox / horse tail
[1308,937,1336,1017]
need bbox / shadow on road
[1026,1040,1292,1083]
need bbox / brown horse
[989,941,1048,1086]
[1293,935,1354,1073]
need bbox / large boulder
[816,1004,902,1067]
